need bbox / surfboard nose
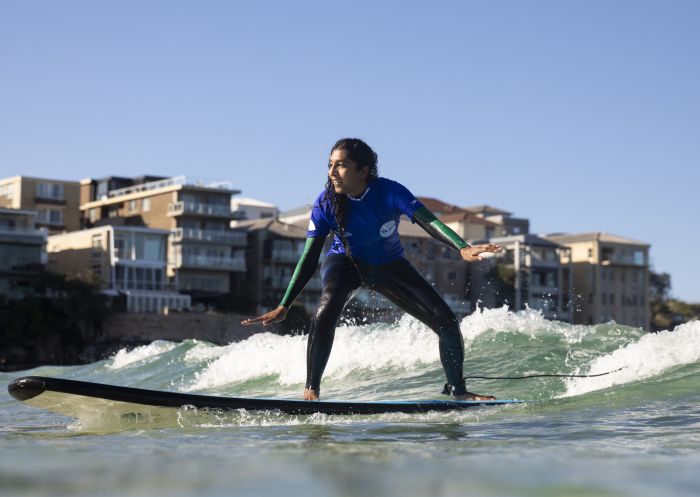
[8,377,46,401]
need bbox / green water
[2,308,699,497]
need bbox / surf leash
[463,367,626,380]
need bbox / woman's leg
[305,255,361,396]
[371,259,473,397]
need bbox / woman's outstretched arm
[412,206,502,261]
[241,236,326,326]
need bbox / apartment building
[470,234,573,322]
[0,176,81,234]
[79,176,246,296]
[233,217,324,315]
[230,197,278,227]
[417,197,530,239]
[47,226,190,313]
[544,232,650,330]
[0,208,47,299]
[465,205,530,237]
[398,218,472,316]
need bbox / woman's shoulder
[375,176,410,193]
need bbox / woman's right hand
[241,306,288,326]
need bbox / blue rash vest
[306,177,424,265]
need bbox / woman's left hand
[460,244,502,261]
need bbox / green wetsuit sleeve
[412,206,471,252]
[279,236,326,309]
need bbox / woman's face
[328,148,369,196]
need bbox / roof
[489,233,562,247]
[544,232,650,247]
[234,218,308,239]
[416,197,468,215]
[464,204,513,217]
[439,212,500,227]
[1,175,80,185]
[279,204,313,217]
[231,197,278,208]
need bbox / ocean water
[1,307,699,497]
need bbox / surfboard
[8,376,522,418]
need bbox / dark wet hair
[324,138,379,259]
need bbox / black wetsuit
[279,177,473,396]
[306,254,467,396]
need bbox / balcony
[0,225,47,245]
[168,201,232,218]
[271,249,303,263]
[174,254,246,271]
[173,228,247,246]
[114,279,178,292]
[108,176,237,199]
[601,255,646,267]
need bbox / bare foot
[453,392,496,401]
[303,388,319,401]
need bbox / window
[37,209,64,225]
[128,200,138,212]
[37,182,64,200]
[0,183,13,199]
[142,198,151,212]
[92,234,103,259]
[114,234,127,259]
[89,208,99,223]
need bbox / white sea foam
[185,319,442,391]
[185,307,592,392]
[563,320,700,397]
[106,340,178,370]
[460,304,611,344]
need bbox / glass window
[143,236,164,261]
[49,209,63,224]
[37,182,64,200]
[0,183,13,199]
[142,197,151,212]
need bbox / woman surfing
[242,138,501,401]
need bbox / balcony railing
[601,255,646,267]
[108,176,235,198]
[114,279,178,292]
[168,201,232,218]
[174,254,246,271]
[174,227,247,246]
[0,226,47,244]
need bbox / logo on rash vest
[308,219,316,231]
[379,220,396,238]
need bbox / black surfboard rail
[8,376,521,415]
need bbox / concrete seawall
[100,312,286,346]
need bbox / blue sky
[1,1,698,301]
